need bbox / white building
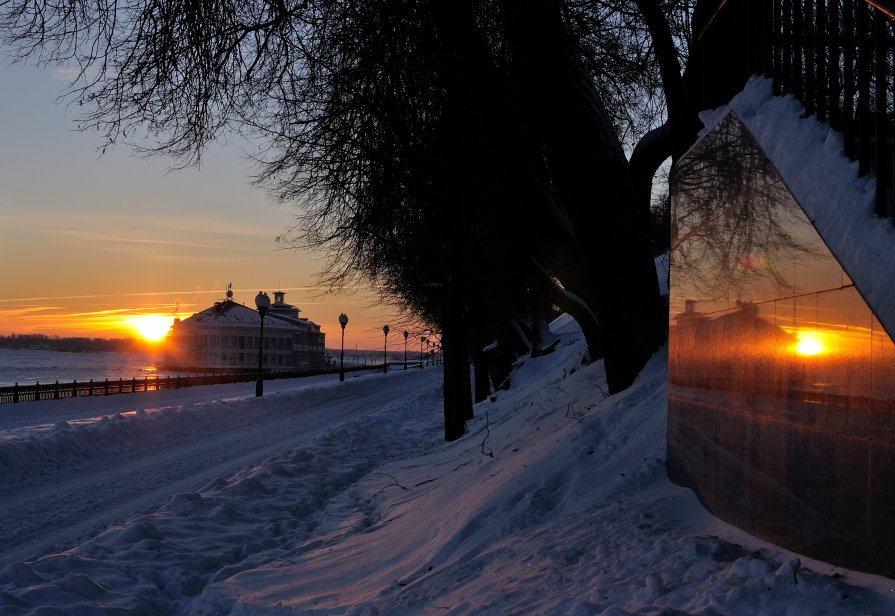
[163,291,326,372]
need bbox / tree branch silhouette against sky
[0,62,396,348]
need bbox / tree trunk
[442,288,472,441]
[531,261,603,361]
[499,0,664,392]
[472,348,491,403]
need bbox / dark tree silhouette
[1,0,743,440]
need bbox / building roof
[267,311,322,332]
[177,300,291,330]
[175,299,323,333]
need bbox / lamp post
[338,313,349,382]
[383,325,390,373]
[255,291,270,397]
[403,330,409,370]
[420,336,427,369]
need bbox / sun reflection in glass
[794,331,824,356]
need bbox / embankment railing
[0,365,378,404]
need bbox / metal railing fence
[0,365,378,404]
[772,0,895,220]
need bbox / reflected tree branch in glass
[670,111,819,300]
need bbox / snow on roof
[696,75,895,339]
[180,300,293,330]
[266,311,321,331]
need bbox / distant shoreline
[0,334,147,354]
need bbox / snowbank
[1,317,893,614]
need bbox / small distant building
[163,290,326,372]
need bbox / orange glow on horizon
[1,287,407,348]
[124,314,175,342]
[783,326,879,359]
[795,331,824,356]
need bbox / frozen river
[0,348,185,387]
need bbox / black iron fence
[0,365,376,404]
[772,0,895,220]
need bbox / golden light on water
[125,315,174,342]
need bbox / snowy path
[0,372,375,433]
[0,368,441,570]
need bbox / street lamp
[255,291,271,397]
[338,313,349,382]
[403,330,409,370]
[420,336,427,369]
[383,325,390,373]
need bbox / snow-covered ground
[1,316,893,615]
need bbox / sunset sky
[0,61,405,350]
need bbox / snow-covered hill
[1,316,893,614]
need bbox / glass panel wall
[669,111,895,576]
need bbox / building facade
[163,291,326,372]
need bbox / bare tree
[1,0,739,440]
[671,112,818,297]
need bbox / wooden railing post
[774,0,783,94]
[830,0,841,129]
[805,0,816,116]
[845,0,857,158]
[783,0,793,94]
[794,0,804,102]
[816,0,828,121]
[858,0,872,176]
[875,9,892,218]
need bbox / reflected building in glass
[668,112,895,576]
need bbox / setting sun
[126,315,174,342]
[795,331,824,356]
